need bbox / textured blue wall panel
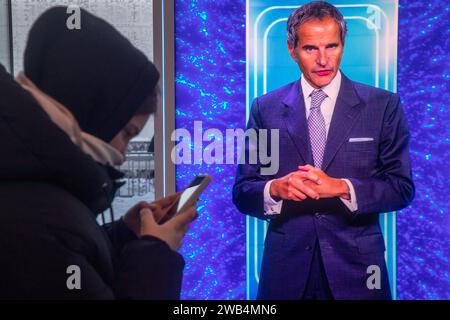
[175,0,247,299]
[396,0,449,300]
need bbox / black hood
[24,6,159,142]
[0,64,122,214]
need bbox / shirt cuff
[340,178,358,212]
[263,180,283,216]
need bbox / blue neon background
[246,1,399,299]
[175,0,449,300]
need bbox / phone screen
[176,176,204,213]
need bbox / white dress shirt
[264,71,358,215]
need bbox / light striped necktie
[308,89,328,169]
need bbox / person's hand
[298,165,350,199]
[122,193,181,237]
[269,169,321,201]
[139,206,198,251]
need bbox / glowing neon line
[245,0,251,300]
[162,0,167,196]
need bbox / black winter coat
[0,65,184,299]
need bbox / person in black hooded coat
[0,7,195,299]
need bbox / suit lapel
[321,74,362,171]
[282,81,313,165]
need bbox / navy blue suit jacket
[232,73,414,300]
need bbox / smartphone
[159,174,212,224]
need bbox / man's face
[288,17,344,88]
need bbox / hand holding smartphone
[159,174,211,224]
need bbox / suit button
[305,245,312,251]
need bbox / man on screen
[233,1,414,300]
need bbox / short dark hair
[287,1,347,48]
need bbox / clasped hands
[270,164,350,202]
